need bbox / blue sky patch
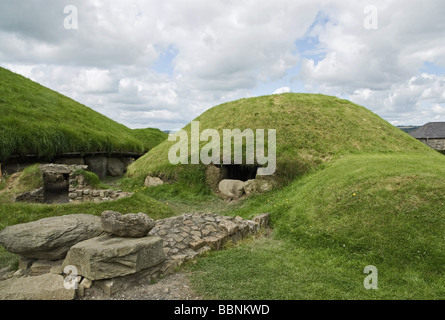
[152,45,179,76]
[420,61,445,75]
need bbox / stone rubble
[0,211,270,300]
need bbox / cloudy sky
[1,0,444,130]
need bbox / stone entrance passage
[43,172,70,204]
[14,164,134,204]
[220,165,257,182]
[40,164,84,204]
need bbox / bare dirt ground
[80,272,203,300]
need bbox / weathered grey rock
[29,260,63,276]
[144,175,164,187]
[101,211,155,238]
[0,273,76,300]
[218,179,246,198]
[0,266,10,280]
[62,235,165,280]
[18,257,35,270]
[84,156,107,179]
[252,213,271,229]
[14,187,44,203]
[0,214,103,260]
[120,157,134,173]
[107,158,125,177]
[219,219,239,235]
[44,172,65,184]
[205,165,223,192]
[80,277,93,289]
[243,179,274,196]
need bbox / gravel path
[80,272,203,300]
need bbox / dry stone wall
[418,138,445,151]
[67,188,133,203]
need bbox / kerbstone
[0,214,103,260]
[62,235,165,280]
[0,273,76,300]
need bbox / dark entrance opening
[220,165,258,182]
[43,172,70,204]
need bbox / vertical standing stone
[84,156,107,179]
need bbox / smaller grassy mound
[0,164,43,196]
[0,67,165,162]
[130,128,168,152]
[127,93,431,186]
[187,152,445,299]
[71,169,108,190]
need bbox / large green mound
[128,93,431,184]
[0,67,166,163]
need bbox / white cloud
[273,87,291,94]
[1,1,445,129]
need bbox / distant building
[409,122,445,151]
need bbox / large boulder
[0,273,76,300]
[144,175,163,187]
[107,158,125,177]
[0,214,103,260]
[218,179,246,199]
[84,156,107,179]
[120,157,134,174]
[243,179,274,196]
[62,235,165,280]
[101,211,155,238]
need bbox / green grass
[13,164,43,194]
[0,189,176,269]
[130,128,168,152]
[0,67,166,162]
[186,152,445,299]
[71,169,109,189]
[127,93,431,185]
[1,89,445,300]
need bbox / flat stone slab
[0,214,103,260]
[62,235,165,281]
[0,273,76,300]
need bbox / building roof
[409,122,445,139]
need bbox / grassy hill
[187,152,445,299]
[127,93,431,185]
[1,90,444,299]
[125,93,445,299]
[130,128,168,152]
[0,67,166,163]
